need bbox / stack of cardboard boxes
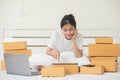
[88,38,119,72]
[1,41,32,70]
[80,38,119,74]
[41,63,79,77]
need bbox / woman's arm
[46,47,60,61]
[71,39,83,58]
[71,30,83,58]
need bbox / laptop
[4,54,40,76]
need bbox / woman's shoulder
[52,29,61,35]
[50,29,62,37]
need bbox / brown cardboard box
[41,67,65,77]
[89,44,119,56]
[4,49,32,57]
[4,41,27,51]
[95,38,113,44]
[90,57,117,72]
[119,44,120,56]
[80,66,104,74]
[1,60,6,70]
[52,63,78,74]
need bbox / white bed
[0,70,120,80]
[0,27,120,80]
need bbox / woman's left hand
[71,29,78,40]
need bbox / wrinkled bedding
[1,65,120,80]
[29,52,90,70]
[0,70,120,80]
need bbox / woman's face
[61,24,76,40]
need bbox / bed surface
[1,70,120,80]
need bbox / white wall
[0,0,120,28]
[0,0,120,59]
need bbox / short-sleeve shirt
[47,29,83,52]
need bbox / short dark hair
[60,14,76,29]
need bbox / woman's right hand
[46,48,60,61]
[50,49,60,61]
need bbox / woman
[46,14,83,60]
[30,14,90,71]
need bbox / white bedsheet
[1,55,120,80]
[0,70,120,80]
[29,52,90,70]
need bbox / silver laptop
[4,54,40,76]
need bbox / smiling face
[61,24,76,40]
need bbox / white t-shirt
[47,29,83,52]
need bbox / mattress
[0,68,120,80]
